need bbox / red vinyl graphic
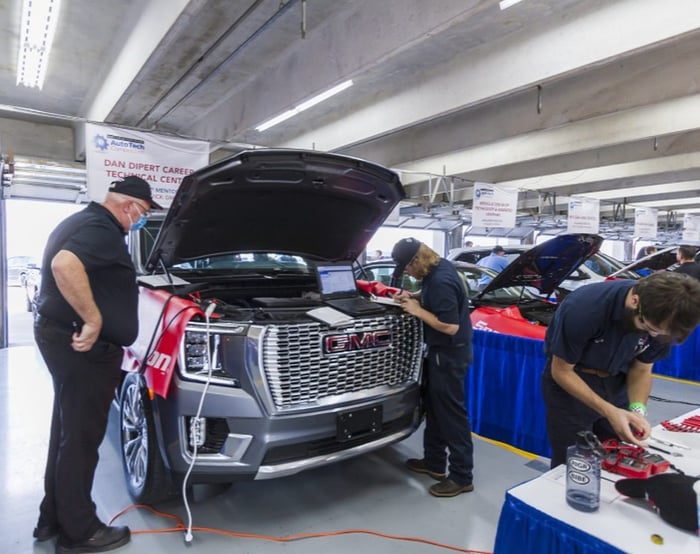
[131,288,204,398]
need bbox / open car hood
[144,149,404,271]
[610,246,677,277]
[480,233,603,297]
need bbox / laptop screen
[316,263,357,297]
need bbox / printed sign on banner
[634,207,658,239]
[682,214,700,243]
[85,123,210,209]
[567,197,600,234]
[472,182,518,228]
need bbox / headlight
[179,329,240,387]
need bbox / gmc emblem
[323,330,392,354]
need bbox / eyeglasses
[637,303,670,337]
[132,200,151,218]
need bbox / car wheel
[119,372,173,504]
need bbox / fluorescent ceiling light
[255,79,354,132]
[16,0,62,89]
[499,0,525,10]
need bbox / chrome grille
[261,314,422,410]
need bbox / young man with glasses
[33,176,162,553]
[541,271,700,468]
[391,238,475,497]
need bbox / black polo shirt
[544,279,670,376]
[420,258,472,348]
[674,262,700,280]
[36,202,139,346]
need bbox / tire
[119,372,174,504]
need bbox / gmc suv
[120,150,423,503]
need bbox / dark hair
[678,245,697,260]
[634,272,700,343]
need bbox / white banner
[633,207,658,239]
[472,182,518,228]
[567,197,600,234]
[85,123,210,209]
[682,214,700,243]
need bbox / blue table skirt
[494,492,626,554]
[653,327,700,380]
[466,327,700,458]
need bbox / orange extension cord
[109,503,494,554]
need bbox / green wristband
[628,402,648,417]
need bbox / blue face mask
[130,214,148,231]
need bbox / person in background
[476,245,509,288]
[463,239,474,248]
[33,176,161,554]
[635,245,657,260]
[541,272,700,468]
[673,245,700,280]
[391,238,475,498]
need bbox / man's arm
[51,249,103,351]
[550,355,651,446]
[398,297,459,336]
[626,359,653,417]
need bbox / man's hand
[392,290,412,302]
[606,406,651,446]
[398,296,422,316]
[71,321,101,352]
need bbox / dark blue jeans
[422,345,474,486]
[541,361,627,468]
[34,317,124,542]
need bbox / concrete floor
[1,286,698,554]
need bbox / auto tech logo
[323,330,392,354]
[92,133,146,153]
[93,134,109,151]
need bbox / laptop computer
[316,262,385,316]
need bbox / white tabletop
[508,409,700,553]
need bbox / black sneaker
[56,525,130,554]
[429,478,474,498]
[33,524,59,541]
[405,458,446,481]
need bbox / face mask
[130,214,148,231]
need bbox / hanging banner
[472,182,518,228]
[85,123,210,209]
[567,197,600,234]
[682,214,700,243]
[633,207,658,239]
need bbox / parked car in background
[612,246,679,277]
[6,255,39,287]
[22,265,41,313]
[447,240,639,294]
[357,233,603,340]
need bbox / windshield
[134,218,313,276]
[456,265,543,302]
[584,252,639,279]
[171,253,311,273]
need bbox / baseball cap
[109,176,163,210]
[391,237,421,277]
[492,245,505,254]
[615,473,699,532]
